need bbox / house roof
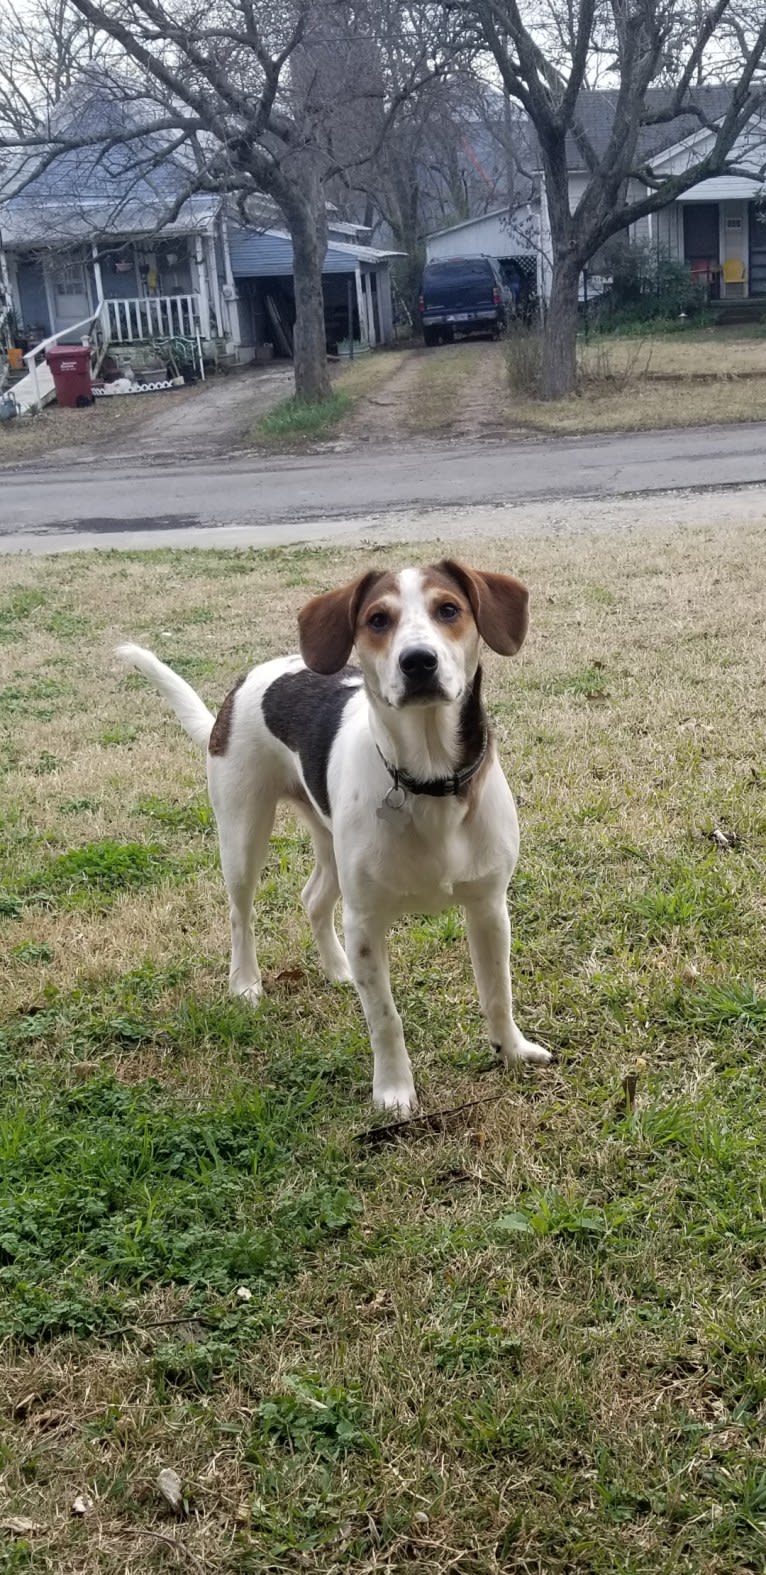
[540,85,735,171]
[0,76,217,243]
[227,226,401,278]
[426,203,537,241]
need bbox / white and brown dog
[118,561,551,1114]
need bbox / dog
[118,560,551,1114]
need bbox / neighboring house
[425,87,766,307]
[0,78,399,409]
[537,87,766,304]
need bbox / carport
[226,226,398,358]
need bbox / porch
[660,184,766,301]
[6,237,212,348]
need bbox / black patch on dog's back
[262,666,362,816]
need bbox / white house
[536,88,766,304]
[427,90,766,309]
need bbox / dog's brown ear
[299,571,382,674]
[436,560,529,655]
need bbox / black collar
[375,729,488,798]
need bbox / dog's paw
[373,1081,418,1116]
[232,981,263,1007]
[494,1038,552,1069]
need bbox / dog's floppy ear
[299,571,383,674]
[436,559,529,655]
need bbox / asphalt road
[1,422,766,552]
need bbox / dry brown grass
[511,372,766,432]
[1,528,766,1572]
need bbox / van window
[424,260,493,280]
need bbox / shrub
[505,323,543,397]
[589,237,708,330]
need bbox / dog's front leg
[344,910,417,1114]
[464,893,551,1069]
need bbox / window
[55,261,87,296]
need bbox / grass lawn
[1,527,765,1573]
[508,324,766,435]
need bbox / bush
[505,323,543,397]
[589,238,708,331]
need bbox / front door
[683,203,719,264]
[749,204,766,297]
[51,259,91,336]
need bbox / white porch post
[91,242,104,304]
[42,261,57,337]
[0,245,10,302]
[204,228,224,337]
[220,217,240,348]
[362,270,376,346]
[194,234,212,340]
[354,264,366,345]
[377,267,394,342]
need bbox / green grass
[256,390,352,448]
[0,529,765,1572]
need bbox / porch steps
[9,362,56,414]
[710,299,766,326]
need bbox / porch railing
[21,298,110,413]
[106,293,200,343]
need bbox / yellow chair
[722,258,747,297]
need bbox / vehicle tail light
[418,293,425,314]
[492,285,501,307]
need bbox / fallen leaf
[235,1286,252,1302]
[585,688,610,703]
[274,966,306,986]
[2,1518,41,1536]
[71,1494,93,1517]
[681,964,700,987]
[157,1467,185,1516]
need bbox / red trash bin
[46,343,93,408]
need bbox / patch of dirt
[449,341,512,438]
[342,340,515,445]
[342,349,428,443]
[108,363,294,460]
[0,362,294,471]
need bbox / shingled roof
[561,84,734,170]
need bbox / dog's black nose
[399,646,439,678]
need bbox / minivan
[418,256,510,345]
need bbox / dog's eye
[437,602,460,621]
[368,610,390,632]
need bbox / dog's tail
[116,643,215,749]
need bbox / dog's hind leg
[301,823,353,984]
[215,790,277,1006]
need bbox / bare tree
[453,0,766,398]
[324,5,529,318]
[0,0,452,400]
[338,71,526,315]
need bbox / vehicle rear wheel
[423,327,440,347]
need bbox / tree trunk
[541,251,580,400]
[288,206,331,403]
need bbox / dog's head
[298,561,528,709]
